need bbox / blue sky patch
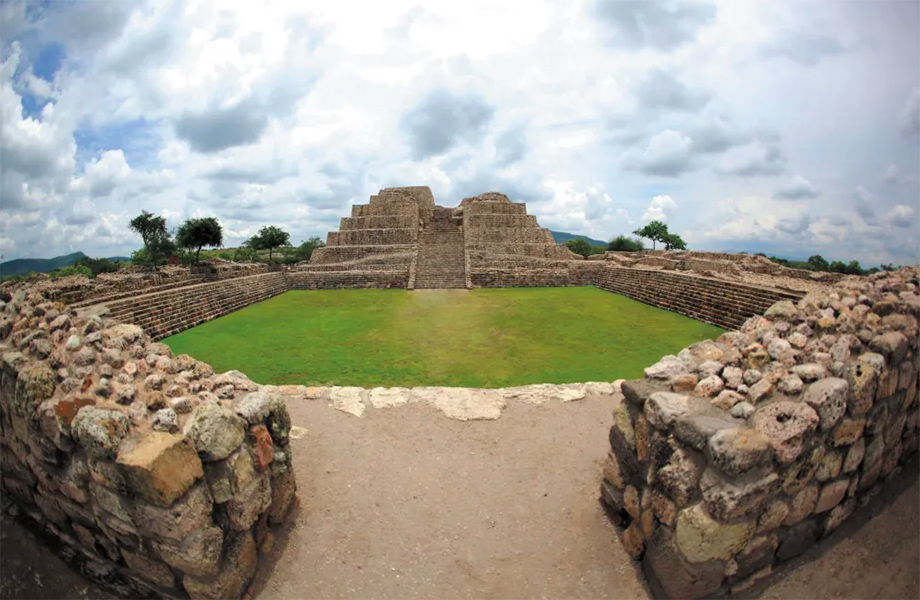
[74,118,161,171]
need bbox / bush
[607,235,644,252]
[49,264,92,280]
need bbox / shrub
[607,235,645,252]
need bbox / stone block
[814,479,849,514]
[752,401,820,464]
[735,533,778,579]
[657,445,705,507]
[155,526,224,577]
[843,437,866,473]
[134,483,213,541]
[642,528,724,600]
[183,403,246,461]
[621,520,645,558]
[675,502,755,563]
[673,413,740,452]
[776,519,819,562]
[832,417,866,446]
[204,448,256,504]
[226,474,271,531]
[645,392,692,430]
[701,467,780,521]
[72,407,131,460]
[784,484,818,526]
[183,531,257,600]
[802,377,848,431]
[621,379,664,405]
[756,499,789,534]
[268,469,297,525]
[708,427,773,476]
[845,361,877,416]
[117,432,203,507]
[123,550,176,590]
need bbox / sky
[0,0,918,266]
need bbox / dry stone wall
[600,267,920,599]
[0,287,298,600]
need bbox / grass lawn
[162,287,724,388]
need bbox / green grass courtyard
[162,287,724,388]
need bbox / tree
[607,235,644,252]
[176,217,224,264]
[293,237,325,262]
[845,260,862,275]
[806,254,829,272]
[248,225,291,262]
[662,232,687,250]
[129,210,174,268]
[565,238,592,258]
[632,220,669,250]
[829,260,847,274]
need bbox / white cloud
[642,195,678,222]
[889,204,916,228]
[883,165,899,184]
[715,140,786,177]
[773,175,820,200]
[622,130,694,177]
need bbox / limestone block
[134,483,213,541]
[802,377,848,431]
[752,401,820,464]
[708,427,773,477]
[644,356,687,381]
[869,332,909,365]
[183,531,257,600]
[123,550,176,590]
[776,519,819,561]
[268,468,297,526]
[791,363,828,382]
[226,474,271,531]
[117,432,203,507]
[845,361,878,416]
[814,479,849,514]
[815,450,843,482]
[756,499,789,533]
[675,503,755,563]
[701,467,779,521]
[832,417,866,446]
[73,407,131,460]
[643,528,724,600]
[621,379,665,405]
[784,485,818,526]
[645,392,692,430]
[657,445,705,507]
[155,526,224,577]
[674,413,741,451]
[184,403,246,461]
[735,534,778,579]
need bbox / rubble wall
[288,270,409,290]
[600,268,920,599]
[0,289,298,600]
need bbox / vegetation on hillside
[631,220,687,250]
[758,253,898,276]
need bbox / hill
[549,231,608,247]
[0,252,131,277]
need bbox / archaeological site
[1,186,918,600]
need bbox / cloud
[643,194,678,222]
[687,115,747,154]
[591,0,717,50]
[853,186,879,224]
[900,88,920,137]
[635,69,710,112]
[83,149,132,198]
[773,175,820,200]
[715,140,786,177]
[174,100,269,154]
[400,89,495,159]
[622,129,694,177]
[774,213,813,235]
[883,165,900,184]
[889,204,916,228]
[494,124,528,166]
[760,32,845,66]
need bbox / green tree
[607,235,644,252]
[129,210,174,268]
[248,225,291,262]
[176,217,224,264]
[829,260,847,274]
[74,256,122,277]
[662,232,687,250]
[49,264,93,280]
[565,238,592,258]
[293,236,325,262]
[806,254,829,272]
[845,260,863,275]
[632,220,669,250]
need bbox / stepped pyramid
[289,186,581,290]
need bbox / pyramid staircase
[413,207,467,289]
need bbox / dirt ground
[1,393,918,600]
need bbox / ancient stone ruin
[0,290,297,599]
[601,267,920,598]
[289,186,581,290]
[1,184,917,599]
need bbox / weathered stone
[846,361,878,416]
[675,502,755,563]
[708,427,773,477]
[250,424,274,471]
[621,379,664,405]
[752,401,820,464]
[814,479,849,514]
[777,519,819,561]
[815,450,843,482]
[621,520,645,558]
[791,363,828,382]
[155,526,224,577]
[832,417,866,446]
[184,402,246,461]
[72,406,131,459]
[701,467,779,521]
[671,373,699,393]
[747,378,773,404]
[602,451,626,489]
[824,497,856,534]
[151,408,179,433]
[756,499,789,533]
[645,355,687,381]
[227,474,271,531]
[658,445,705,507]
[122,550,176,589]
[765,300,799,321]
[117,432,203,507]
[623,485,641,519]
[767,337,792,360]
[643,528,723,600]
[648,488,677,527]
[694,375,724,398]
[802,377,849,431]
[730,402,755,420]
[182,531,257,600]
[843,437,866,473]
[784,484,819,526]
[204,448,256,504]
[645,392,691,430]
[869,331,909,365]
[777,374,804,395]
[134,483,213,541]
[674,413,741,451]
[735,534,778,579]
[745,345,771,370]
[743,369,763,386]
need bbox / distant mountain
[0,251,131,277]
[549,231,608,247]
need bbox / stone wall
[191,261,271,281]
[0,288,298,600]
[288,270,409,290]
[596,266,803,330]
[100,273,290,341]
[600,268,920,599]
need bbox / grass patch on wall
[163,287,725,388]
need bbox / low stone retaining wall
[596,266,803,330]
[101,273,289,341]
[0,289,298,599]
[601,268,920,598]
[288,270,409,290]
